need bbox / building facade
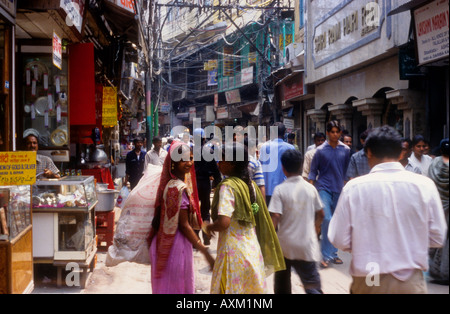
[301,0,448,150]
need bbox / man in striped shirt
[245,138,265,198]
[24,133,60,179]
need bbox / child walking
[269,149,325,294]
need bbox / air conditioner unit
[283,43,304,65]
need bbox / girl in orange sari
[149,141,214,293]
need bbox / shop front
[304,0,432,149]
[388,0,449,147]
[15,1,122,180]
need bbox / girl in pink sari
[148,141,214,294]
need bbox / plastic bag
[105,165,162,266]
[115,186,130,209]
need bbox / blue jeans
[319,190,340,262]
[274,258,323,294]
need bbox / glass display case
[32,176,97,261]
[0,185,34,294]
[0,185,32,241]
[32,176,96,211]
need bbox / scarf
[211,177,285,276]
[428,156,449,281]
[153,140,202,278]
[428,156,449,217]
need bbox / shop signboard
[208,69,218,86]
[283,74,304,101]
[53,31,63,70]
[0,0,16,17]
[0,152,36,186]
[241,66,254,86]
[312,0,386,68]
[160,102,171,113]
[217,106,229,119]
[60,0,85,34]
[225,89,241,104]
[283,118,295,132]
[102,87,118,127]
[414,0,449,65]
[204,60,218,71]
[399,43,424,80]
[113,0,136,14]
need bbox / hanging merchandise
[22,55,69,149]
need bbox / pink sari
[149,141,201,294]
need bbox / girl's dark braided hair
[223,142,256,204]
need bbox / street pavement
[32,233,449,294]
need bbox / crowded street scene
[0,0,449,299]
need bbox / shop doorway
[375,87,404,136]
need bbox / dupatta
[152,140,202,278]
[211,177,285,276]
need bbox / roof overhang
[387,0,431,16]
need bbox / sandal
[320,260,330,268]
[332,257,343,265]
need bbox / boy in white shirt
[269,149,325,294]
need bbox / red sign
[283,74,304,101]
[53,31,62,70]
[117,0,136,13]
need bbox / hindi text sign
[0,152,37,186]
[53,31,62,70]
[102,87,118,127]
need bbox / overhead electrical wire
[149,0,294,99]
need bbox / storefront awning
[101,1,139,44]
[275,69,305,86]
[387,0,431,16]
[236,101,258,115]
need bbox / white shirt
[268,176,323,262]
[329,162,447,280]
[306,144,316,152]
[408,154,433,176]
[144,148,168,170]
[301,148,317,179]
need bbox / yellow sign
[204,60,218,71]
[102,87,117,127]
[0,151,37,186]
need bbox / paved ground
[31,182,448,295]
[32,234,448,294]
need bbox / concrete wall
[305,0,411,87]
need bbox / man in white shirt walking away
[269,149,324,294]
[329,125,447,294]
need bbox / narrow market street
[1,0,449,297]
[31,206,449,295]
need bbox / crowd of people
[123,121,448,294]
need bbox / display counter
[0,186,34,294]
[32,176,97,288]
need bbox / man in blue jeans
[308,120,350,268]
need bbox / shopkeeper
[24,131,61,179]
